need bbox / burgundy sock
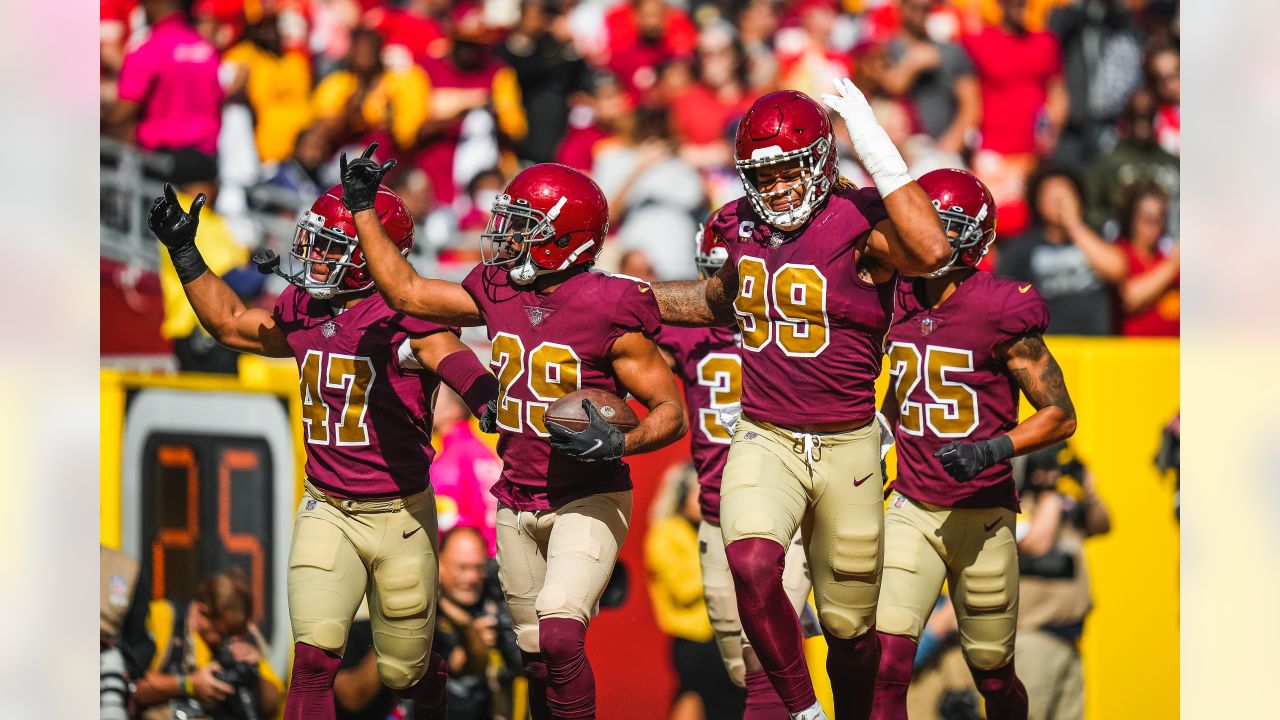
[970,662,1029,720]
[539,617,597,719]
[744,668,790,720]
[521,651,552,720]
[823,629,880,720]
[284,642,342,720]
[726,538,816,712]
[392,651,449,716]
[870,633,916,720]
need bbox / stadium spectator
[333,614,399,720]
[1014,443,1111,720]
[222,13,314,165]
[1114,182,1178,336]
[963,0,1067,157]
[418,5,528,207]
[997,163,1126,335]
[104,0,223,157]
[435,526,518,720]
[363,0,448,71]
[773,0,854,101]
[1084,87,1180,236]
[644,463,743,720]
[133,570,284,719]
[310,27,431,154]
[667,23,752,168]
[556,70,631,172]
[258,123,337,212]
[1048,0,1144,167]
[883,0,982,157]
[593,106,705,280]
[1144,41,1179,156]
[607,0,698,101]
[157,150,267,373]
[430,388,502,555]
[733,0,782,91]
[619,249,659,283]
[502,0,592,164]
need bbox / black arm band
[169,243,210,285]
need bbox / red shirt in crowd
[668,85,750,145]
[963,26,1061,155]
[1117,240,1180,337]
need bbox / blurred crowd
[101,0,1179,343]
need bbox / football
[544,389,640,433]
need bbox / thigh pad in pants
[288,504,368,654]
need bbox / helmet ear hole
[555,235,570,248]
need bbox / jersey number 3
[300,350,376,446]
[696,353,741,443]
[886,343,979,438]
[491,332,582,437]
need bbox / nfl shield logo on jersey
[525,306,550,326]
[920,317,936,336]
[321,320,338,338]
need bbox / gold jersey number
[695,353,742,443]
[886,343,979,438]
[734,257,830,357]
[300,350,377,446]
[491,332,582,437]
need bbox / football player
[871,169,1077,720]
[147,168,501,720]
[651,81,951,720]
[341,149,688,719]
[656,228,813,719]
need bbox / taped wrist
[984,435,1015,465]
[844,117,912,197]
[168,242,209,284]
[436,350,498,418]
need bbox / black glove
[147,184,209,284]
[934,435,1014,482]
[545,400,625,463]
[478,398,499,434]
[339,142,397,213]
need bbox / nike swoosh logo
[402,527,422,539]
[639,286,651,293]
[1018,285,1032,294]
[853,473,874,487]
[983,519,1001,532]
[586,439,604,455]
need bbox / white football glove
[821,77,912,197]
[876,411,895,461]
[719,403,743,436]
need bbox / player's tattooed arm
[1001,333,1078,455]
[652,262,739,327]
[609,332,689,454]
[351,210,484,326]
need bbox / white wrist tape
[824,78,913,197]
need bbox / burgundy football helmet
[734,90,839,231]
[480,163,609,285]
[283,184,415,299]
[917,168,997,276]
[693,223,727,280]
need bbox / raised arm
[651,260,739,327]
[341,144,484,326]
[824,78,950,276]
[934,333,1076,482]
[148,185,291,357]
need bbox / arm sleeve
[435,349,499,418]
[603,280,663,356]
[995,283,1051,343]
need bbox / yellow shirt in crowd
[644,516,714,643]
[157,191,249,341]
[311,66,432,150]
[222,41,313,163]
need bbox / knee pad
[374,557,430,619]
[875,604,923,640]
[300,618,350,653]
[816,583,879,639]
[537,617,587,664]
[376,654,425,691]
[726,538,785,589]
[959,616,1015,670]
[533,583,577,621]
[289,642,342,692]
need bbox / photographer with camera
[133,570,283,720]
[1013,443,1111,720]
[434,526,519,720]
[102,546,154,720]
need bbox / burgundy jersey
[461,265,663,511]
[885,271,1050,511]
[273,286,457,498]
[709,182,893,428]
[656,324,740,524]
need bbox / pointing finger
[339,152,348,176]
[190,193,206,217]
[164,183,178,204]
[378,158,398,175]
